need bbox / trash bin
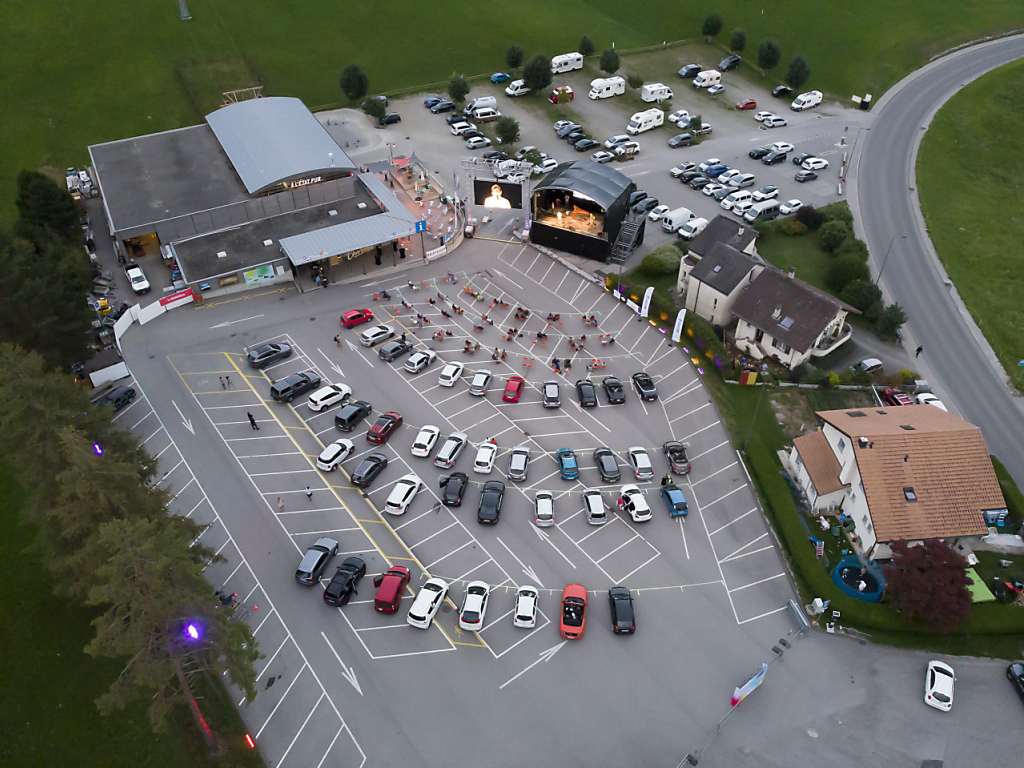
[860,93,872,111]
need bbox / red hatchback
[559,584,587,639]
[340,308,374,328]
[736,98,757,110]
[367,411,402,443]
[372,565,411,613]
[503,375,526,403]
[882,387,914,407]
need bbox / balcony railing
[811,323,852,357]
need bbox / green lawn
[0,463,263,768]
[2,1,1023,224]
[917,59,1024,391]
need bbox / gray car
[469,370,492,396]
[295,537,339,585]
[508,445,531,482]
[594,447,621,483]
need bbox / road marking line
[737,605,789,625]
[407,521,459,550]
[254,663,307,739]
[708,508,758,536]
[681,422,720,441]
[423,540,475,570]
[595,533,640,563]
[690,440,731,461]
[721,544,775,564]
[615,551,661,583]
[727,572,787,593]
[719,533,769,563]
[691,460,739,486]
[277,691,325,767]
[699,484,747,510]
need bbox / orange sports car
[559,584,588,639]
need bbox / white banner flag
[640,286,655,318]
[671,309,687,342]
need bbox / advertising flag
[640,286,655,318]
[671,309,687,342]
[731,663,769,707]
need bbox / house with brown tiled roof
[788,404,1006,559]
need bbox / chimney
[788,267,796,279]
[771,305,782,320]
[737,227,745,238]
[858,436,868,448]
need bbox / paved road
[854,35,1024,487]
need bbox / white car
[627,446,655,480]
[668,109,691,125]
[753,111,775,122]
[307,383,352,411]
[438,361,465,387]
[752,185,779,202]
[532,158,559,175]
[359,324,395,346]
[803,157,829,171]
[916,393,948,412]
[780,199,803,215]
[384,473,423,515]
[407,577,449,629]
[763,115,788,128]
[591,151,616,164]
[404,349,438,373]
[771,141,795,154]
[729,173,757,188]
[582,488,608,525]
[614,141,640,156]
[458,581,490,631]
[125,266,151,294]
[732,200,754,217]
[679,217,709,240]
[513,585,539,628]
[469,370,492,395]
[411,425,440,457]
[698,158,721,173]
[534,491,554,527]
[604,134,630,148]
[316,438,355,471]
[514,145,538,160]
[433,431,469,468]
[466,136,491,149]
[718,169,742,184]
[703,182,727,197]
[450,121,477,135]
[670,162,696,177]
[924,660,955,712]
[648,204,671,221]
[473,442,498,473]
[619,484,653,523]
[553,120,575,131]
[707,84,725,95]
[506,171,528,183]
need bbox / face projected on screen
[483,184,511,209]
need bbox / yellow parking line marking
[451,640,487,648]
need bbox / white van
[744,200,781,223]
[626,108,664,136]
[692,70,722,89]
[466,96,497,114]
[641,83,673,102]
[790,90,822,111]
[505,80,530,97]
[678,217,709,240]
[473,107,502,123]
[588,76,625,100]
[551,52,584,73]
[661,207,696,233]
[721,190,753,211]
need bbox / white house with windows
[676,216,763,326]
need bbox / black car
[542,380,561,408]
[440,472,469,507]
[594,447,621,483]
[608,586,636,634]
[565,130,586,144]
[335,399,373,432]
[379,113,401,125]
[663,440,692,475]
[632,197,660,215]
[762,150,788,165]
[719,54,741,71]
[482,149,509,160]
[270,371,322,402]
[678,64,701,79]
[378,339,414,362]
[668,133,692,148]
[1008,662,1024,704]
[749,146,772,160]
[713,185,733,200]
[795,170,818,183]
[576,379,598,407]
[631,372,658,401]
[101,385,136,410]
[462,129,485,141]
[295,537,339,585]
[556,123,582,138]
[323,557,367,607]
[478,480,505,524]
[689,177,712,190]
[602,376,626,404]
[448,113,471,125]
[351,453,388,487]
[792,152,815,166]
[680,170,702,183]
[772,84,792,98]
[430,100,455,113]
[574,138,601,152]
[247,342,292,368]
[424,97,442,108]
[627,190,648,207]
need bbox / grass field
[0,463,263,768]
[917,59,1024,391]
[2,1,1022,224]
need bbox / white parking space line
[539,261,555,284]
[255,636,291,679]
[722,544,775,563]
[277,692,325,767]
[614,315,633,337]
[393,506,438,531]
[453,559,494,584]
[681,422,720,441]
[691,461,739,486]
[254,664,306,739]
[719,533,769,564]
[616,552,662,583]
[645,345,674,369]
[700,484,747,510]
[423,540,475,571]
[662,380,702,405]
[737,605,789,625]
[250,468,319,477]
[727,572,787,594]
[595,533,640,563]
[584,293,603,316]
[626,325,650,354]
[448,400,487,419]
[314,726,346,768]
[431,389,466,407]
[690,440,732,461]
[526,430,590,439]
[670,403,712,424]
[290,527,362,536]
[708,508,758,536]
[689,481,740,625]
[276,506,344,516]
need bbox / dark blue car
[661,484,689,518]
[705,164,731,178]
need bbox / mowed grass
[917,59,1024,389]
[2,0,1023,224]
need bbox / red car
[550,86,574,104]
[367,411,402,443]
[372,565,411,613]
[882,387,914,407]
[736,98,757,110]
[340,308,374,328]
[502,375,526,403]
[559,584,587,639]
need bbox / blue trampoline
[831,555,885,603]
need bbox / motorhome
[692,70,722,88]
[551,52,584,73]
[588,77,625,100]
[466,96,497,114]
[626,108,664,136]
[640,83,673,102]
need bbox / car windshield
[423,583,442,594]
[562,456,577,469]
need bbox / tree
[641,245,682,275]
[702,13,723,42]
[339,63,369,102]
[729,29,747,53]
[522,55,553,91]
[687,114,703,134]
[599,49,620,75]
[786,53,812,89]
[626,74,644,90]
[578,36,595,57]
[826,253,870,292]
[840,280,883,313]
[495,116,520,146]
[448,74,470,103]
[506,43,524,71]
[757,39,781,71]
[837,236,870,261]
[876,302,908,340]
[794,204,824,230]
[361,97,386,122]
[522,148,544,165]
[15,171,78,241]
[885,540,972,633]
[819,220,851,252]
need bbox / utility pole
[874,234,905,285]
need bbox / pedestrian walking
[501,350,506,361]
[335,334,341,347]
[305,486,313,501]
[661,474,671,487]
[564,358,571,372]
[247,412,259,431]
[277,497,285,513]
[915,345,923,357]
[225,375,232,388]
[401,332,406,343]
[220,376,226,389]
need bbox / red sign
[160,287,195,307]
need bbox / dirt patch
[769,387,875,441]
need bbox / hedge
[991,455,1024,527]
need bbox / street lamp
[874,235,906,285]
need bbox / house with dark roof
[676,216,763,325]
[731,267,857,368]
[789,406,1006,559]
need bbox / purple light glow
[186,623,200,641]
[93,443,103,455]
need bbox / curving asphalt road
[853,34,1024,488]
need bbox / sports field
[1,1,1022,224]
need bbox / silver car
[534,491,554,527]
[508,445,531,482]
[542,380,560,408]
[582,489,608,525]
[469,370,492,396]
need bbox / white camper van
[790,90,822,111]
[466,96,497,114]
[661,207,696,233]
[626,108,664,136]
[504,80,530,97]
[551,52,584,73]
[640,83,673,102]
[588,76,626,100]
[692,70,722,89]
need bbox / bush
[786,53,812,88]
[794,204,824,230]
[757,39,781,71]
[599,49,620,75]
[875,302,907,340]
[991,455,1024,527]
[339,63,369,102]
[448,75,469,103]
[673,239,688,255]
[836,236,869,261]
[361,97,386,121]
[641,244,682,275]
[626,74,644,90]
[702,13,723,40]
[819,220,851,252]
[864,299,884,322]
[820,203,853,226]
[730,29,747,53]
[841,280,882,312]
[523,55,553,91]
[826,253,871,292]
[505,44,524,71]
[495,116,520,146]
[578,36,595,57]
[777,218,808,236]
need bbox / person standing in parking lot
[247,412,259,430]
